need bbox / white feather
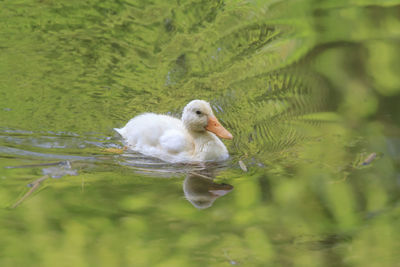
[115,100,230,163]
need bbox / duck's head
[182,100,233,139]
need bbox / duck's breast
[191,132,229,162]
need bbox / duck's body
[115,100,232,163]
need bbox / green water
[1,0,400,266]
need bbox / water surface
[1,0,400,266]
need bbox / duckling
[114,100,232,163]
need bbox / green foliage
[1,0,400,266]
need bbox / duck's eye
[196,110,202,115]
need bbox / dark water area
[1,0,400,266]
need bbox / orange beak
[205,116,233,139]
[208,183,234,197]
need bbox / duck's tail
[114,127,123,136]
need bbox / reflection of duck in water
[183,172,233,209]
[114,100,233,163]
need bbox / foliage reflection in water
[1,0,400,266]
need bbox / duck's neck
[189,130,214,148]
[188,130,228,161]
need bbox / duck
[114,100,233,163]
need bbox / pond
[1,0,400,266]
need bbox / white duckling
[114,100,233,163]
